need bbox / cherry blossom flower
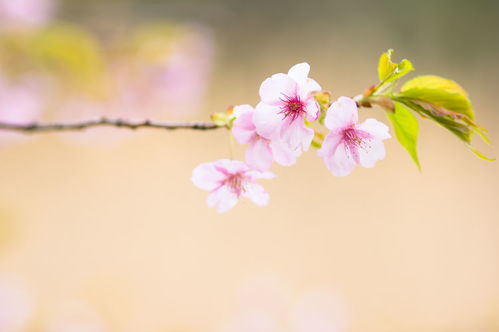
[317,96,391,176]
[254,63,321,154]
[0,0,55,30]
[232,104,299,171]
[192,159,274,213]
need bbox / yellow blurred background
[0,0,499,331]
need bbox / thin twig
[0,117,222,133]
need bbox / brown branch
[0,117,222,133]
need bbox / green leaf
[390,59,414,82]
[378,49,398,81]
[401,75,473,118]
[466,145,495,161]
[387,102,421,169]
[376,49,414,89]
[394,75,493,146]
[393,96,473,143]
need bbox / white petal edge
[242,183,270,207]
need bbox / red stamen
[225,173,245,196]
[279,94,306,121]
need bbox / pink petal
[280,117,314,152]
[269,139,298,166]
[297,78,322,102]
[259,73,298,106]
[254,102,282,140]
[304,98,320,122]
[232,106,256,145]
[300,78,322,97]
[192,162,226,191]
[288,63,322,100]
[242,183,270,207]
[317,131,342,159]
[356,118,391,140]
[232,104,255,118]
[245,138,274,171]
[215,159,249,175]
[326,142,357,177]
[358,139,386,168]
[324,96,358,131]
[207,186,238,213]
[287,63,310,85]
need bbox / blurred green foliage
[29,24,107,95]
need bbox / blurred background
[0,0,499,331]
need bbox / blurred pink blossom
[112,28,214,119]
[56,27,214,145]
[223,277,347,332]
[192,159,274,213]
[254,63,321,155]
[232,104,299,171]
[317,96,391,176]
[0,277,34,332]
[0,0,55,30]
[0,74,46,143]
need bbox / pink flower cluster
[193,63,391,212]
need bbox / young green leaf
[396,75,493,148]
[376,49,414,91]
[466,145,496,161]
[387,102,421,169]
[393,96,473,143]
[392,97,494,161]
[378,49,398,81]
[400,75,473,118]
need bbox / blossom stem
[0,118,222,133]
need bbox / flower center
[225,173,245,196]
[342,127,373,161]
[279,94,306,121]
[343,128,363,146]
